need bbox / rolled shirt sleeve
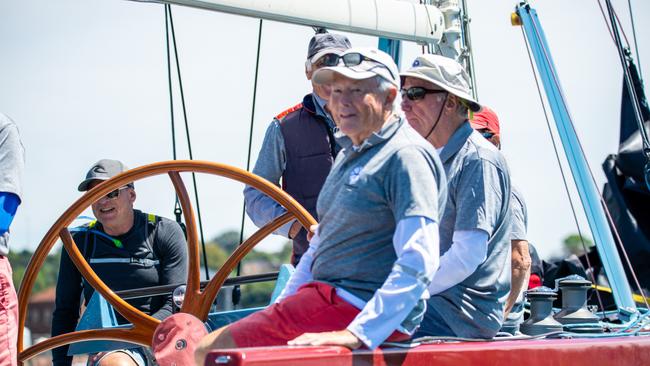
[243,119,295,237]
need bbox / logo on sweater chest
[349,166,362,185]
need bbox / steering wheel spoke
[184,211,295,318]
[19,327,152,363]
[168,172,202,299]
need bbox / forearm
[505,240,531,314]
[347,217,439,349]
[244,119,292,236]
[244,186,294,237]
[428,230,488,296]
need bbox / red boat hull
[205,336,650,366]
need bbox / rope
[519,26,606,313]
[626,0,643,78]
[234,19,264,307]
[166,4,210,281]
[527,11,649,309]
[164,6,185,230]
[596,0,631,49]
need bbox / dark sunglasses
[317,52,396,80]
[477,129,495,139]
[400,87,447,101]
[105,186,130,200]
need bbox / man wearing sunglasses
[401,54,512,340]
[470,107,532,335]
[243,30,351,266]
[196,48,445,361]
[52,159,187,366]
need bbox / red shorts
[0,256,17,366]
[228,282,409,348]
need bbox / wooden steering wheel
[17,160,317,363]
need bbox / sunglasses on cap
[104,186,131,200]
[315,52,396,80]
[400,86,447,101]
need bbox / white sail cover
[135,0,444,44]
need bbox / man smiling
[52,159,187,366]
[195,48,446,362]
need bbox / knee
[195,326,235,365]
[96,351,139,366]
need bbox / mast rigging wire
[234,19,265,307]
[165,4,211,281]
[526,12,649,309]
[626,0,643,78]
[596,0,631,50]
[165,6,185,231]
[459,0,478,101]
[519,27,606,314]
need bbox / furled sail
[132,0,444,44]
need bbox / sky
[0,0,648,261]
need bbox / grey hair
[374,76,401,114]
[456,102,469,118]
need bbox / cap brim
[77,177,108,192]
[400,71,482,112]
[309,48,346,63]
[313,66,377,85]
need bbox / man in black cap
[243,30,351,266]
[51,159,188,366]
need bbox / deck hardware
[521,286,564,336]
[554,275,602,333]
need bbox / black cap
[307,31,352,61]
[78,159,133,191]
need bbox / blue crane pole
[515,2,637,315]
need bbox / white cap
[312,47,399,88]
[400,54,481,112]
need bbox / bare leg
[194,326,237,365]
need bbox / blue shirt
[425,121,512,339]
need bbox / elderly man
[195,48,446,363]
[52,159,188,366]
[401,54,512,339]
[244,30,351,265]
[470,106,532,334]
[0,113,25,366]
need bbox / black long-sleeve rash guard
[51,210,187,366]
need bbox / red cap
[528,274,542,290]
[469,106,500,136]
